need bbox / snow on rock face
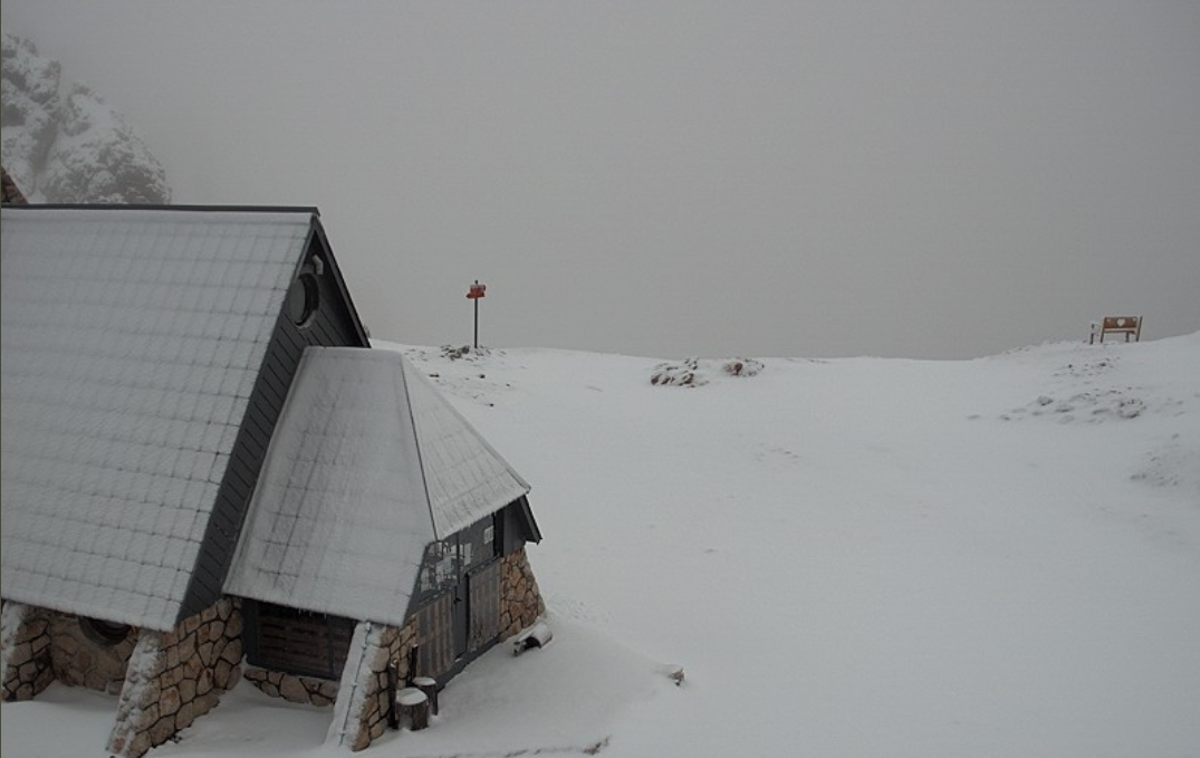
[0,30,60,193]
[1,30,169,203]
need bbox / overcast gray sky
[5,2,1198,358]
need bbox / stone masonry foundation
[244,667,340,706]
[329,617,417,752]
[107,597,243,758]
[3,603,143,701]
[500,548,545,641]
[2,602,56,701]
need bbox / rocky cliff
[2,30,170,203]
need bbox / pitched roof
[225,347,531,626]
[1,206,317,630]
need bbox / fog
[5,1,1198,358]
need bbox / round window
[80,617,132,646]
[287,273,320,327]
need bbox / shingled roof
[0,206,364,630]
[225,347,532,626]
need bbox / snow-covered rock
[1,29,169,203]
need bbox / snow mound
[650,357,763,387]
[1132,436,1200,496]
[1003,389,1147,423]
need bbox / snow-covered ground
[4,334,1199,757]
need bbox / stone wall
[244,667,339,706]
[107,597,243,758]
[500,548,546,640]
[50,613,142,694]
[2,603,143,700]
[2,602,55,701]
[329,617,417,752]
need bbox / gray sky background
[5,1,1198,359]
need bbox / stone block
[137,681,162,709]
[27,616,50,636]
[183,614,202,637]
[160,686,182,716]
[244,668,266,683]
[176,701,196,730]
[183,654,203,680]
[179,677,197,703]
[198,641,214,664]
[108,733,127,756]
[213,659,233,690]
[279,675,308,703]
[94,650,126,683]
[194,690,220,717]
[129,730,152,758]
[351,729,371,752]
[9,642,32,668]
[177,635,196,660]
[219,639,242,664]
[18,660,38,682]
[225,611,243,638]
[149,715,178,746]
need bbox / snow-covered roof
[1,207,314,630]
[225,347,530,626]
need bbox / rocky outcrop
[1,30,170,203]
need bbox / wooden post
[396,687,430,731]
[412,676,439,716]
[386,663,400,729]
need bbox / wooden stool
[396,687,430,731]
[412,676,439,716]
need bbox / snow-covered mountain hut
[0,205,544,756]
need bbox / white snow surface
[225,347,529,626]
[0,207,312,631]
[4,334,1199,757]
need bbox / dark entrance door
[452,575,470,660]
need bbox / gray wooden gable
[0,206,368,631]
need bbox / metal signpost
[466,280,486,349]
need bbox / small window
[287,273,320,327]
[80,617,132,646]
